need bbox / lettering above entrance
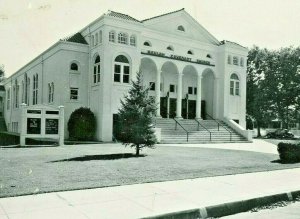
[141,50,215,66]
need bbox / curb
[141,190,300,219]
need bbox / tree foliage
[247,46,300,135]
[117,71,157,156]
[67,107,96,141]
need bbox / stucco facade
[2,9,248,142]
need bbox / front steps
[155,118,248,144]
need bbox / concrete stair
[155,118,248,144]
[0,117,7,132]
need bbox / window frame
[70,87,79,101]
[93,55,101,84]
[118,32,128,45]
[230,73,240,96]
[114,55,130,84]
[109,31,115,42]
[130,35,136,46]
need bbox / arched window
[114,55,130,83]
[230,73,240,96]
[118,32,128,44]
[143,41,151,47]
[51,82,54,102]
[26,77,30,105]
[109,31,115,42]
[93,55,101,84]
[70,62,79,71]
[32,74,38,105]
[233,56,239,65]
[167,45,174,51]
[48,82,54,103]
[130,35,136,46]
[21,80,25,104]
[187,50,193,55]
[206,54,212,59]
[240,58,244,67]
[14,80,19,108]
[228,55,232,64]
[177,25,185,32]
[48,83,51,103]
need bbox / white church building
[2,9,249,142]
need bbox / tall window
[230,73,240,96]
[48,82,54,103]
[91,35,94,46]
[14,80,19,108]
[118,32,128,44]
[228,55,232,64]
[114,55,130,83]
[26,77,30,105]
[130,35,136,46]
[109,31,115,42]
[95,33,98,45]
[99,30,102,43]
[233,56,239,65]
[21,80,24,104]
[6,88,10,110]
[33,74,38,105]
[93,55,100,84]
[240,58,244,67]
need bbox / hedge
[278,142,300,163]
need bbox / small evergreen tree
[68,107,96,141]
[117,71,157,156]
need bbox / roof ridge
[106,10,141,23]
[142,8,185,22]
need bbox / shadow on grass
[271,159,300,164]
[50,153,146,162]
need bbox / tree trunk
[257,123,261,137]
[136,144,140,156]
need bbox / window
[48,82,54,103]
[228,55,232,64]
[93,55,101,84]
[194,87,197,95]
[21,80,24,104]
[143,41,151,47]
[187,50,193,55]
[230,73,240,96]
[109,31,115,42]
[99,30,102,43]
[70,88,78,100]
[206,54,212,59]
[91,35,94,46]
[240,58,244,67]
[70,62,79,71]
[167,46,174,51]
[118,32,128,44]
[95,33,98,45]
[26,77,30,105]
[169,84,175,93]
[233,56,239,65]
[33,74,38,105]
[14,80,19,108]
[6,88,10,110]
[177,25,185,32]
[114,55,130,83]
[149,82,155,91]
[130,35,136,46]
[188,87,193,94]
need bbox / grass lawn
[1,143,300,198]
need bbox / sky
[0,0,299,76]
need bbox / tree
[67,107,96,140]
[117,71,157,156]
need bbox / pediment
[143,10,219,45]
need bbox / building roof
[220,40,247,49]
[142,8,185,22]
[62,32,88,45]
[106,10,141,23]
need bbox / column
[196,74,202,119]
[213,78,219,118]
[58,106,65,146]
[155,70,161,117]
[176,73,183,118]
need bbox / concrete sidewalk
[1,167,300,219]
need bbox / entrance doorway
[160,97,177,118]
[182,99,196,119]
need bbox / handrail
[206,113,232,141]
[194,119,211,141]
[173,118,189,142]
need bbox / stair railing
[194,119,211,141]
[173,118,189,142]
[205,113,232,141]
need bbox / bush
[278,142,300,163]
[67,107,96,141]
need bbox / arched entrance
[161,61,178,118]
[182,65,198,119]
[202,68,215,119]
[140,57,157,92]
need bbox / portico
[140,55,217,120]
